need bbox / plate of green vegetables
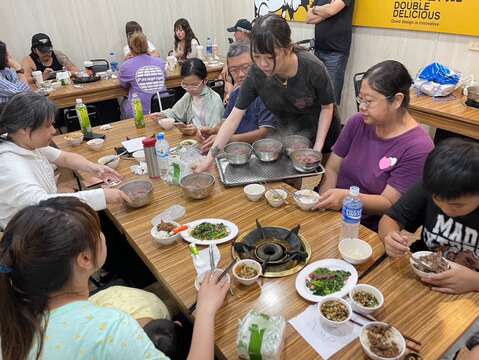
[295,259,358,302]
[180,218,238,245]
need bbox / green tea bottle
[132,93,145,129]
[75,98,92,135]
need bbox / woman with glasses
[314,60,434,231]
[156,58,224,136]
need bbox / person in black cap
[219,19,253,103]
[21,33,79,85]
[227,19,252,42]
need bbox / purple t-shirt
[119,54,167,118]
[333,113,434,230]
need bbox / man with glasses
[22,33,79,85]
[200,41,276,153]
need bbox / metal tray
[215,154,324,187]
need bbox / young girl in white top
[0,92,127,229]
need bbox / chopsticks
[209,244,215,273]
[351,310,422,349]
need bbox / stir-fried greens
[190,222,229,240]
[306,267,351,296]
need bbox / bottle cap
[76,98,82,104]
[349,186,360,196]
[157,132,165,140]
[142,137,156,147]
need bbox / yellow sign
[352,0,479,37]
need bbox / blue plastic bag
[418,62,460,85]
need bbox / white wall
[2,0,478,121]
[0,0,229,69]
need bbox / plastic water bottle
[155,132,169,180]
[339,186,363,240]
[131,93,145,129]
[75,98,92,135]
[109,52,119,72]
[206,37,213,58]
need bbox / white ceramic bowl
[150,221,181,246]
[232,259,262,286]
[97,154,119,169]
[195,269,230,291]
[265,189,287,208]
[133,150,146,162]
[179,139,198,148]
[359,321,406,360]
[349,284,384,315]
[293,189,320,211]
[409,251,449,278]
[158,117,175,130]
[64,133,84,146]
[87,138,104,151]
[339,238,373,265]
[317,296,352,328]
[243,184,266,202]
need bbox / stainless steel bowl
[120,180,154,208]
[467,85,479,103]
[180,173,215,200]
[224,142,253,165]
[290,149,322,173]
[282,135,311,157]
[252,138,283,162]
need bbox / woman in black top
[194,13,340,172]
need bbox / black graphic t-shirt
[387,182,479,271]
[235,50,340,151]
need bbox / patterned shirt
[0,68,30,103]
[28,301,168,360]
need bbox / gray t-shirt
[235,50,340,150]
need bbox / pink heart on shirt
[379,156,398,170]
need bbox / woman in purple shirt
[315,60,434,231]
[119,32,167,119]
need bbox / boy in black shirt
[379,139,479,294]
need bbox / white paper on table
[121,137,146,153]
[193,244,220,275]
[289,304,369,360]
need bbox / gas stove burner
[255,241,286,263]
[232,222,311,277]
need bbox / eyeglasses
[181,81,204,90]
[229,63,251,76]
[356,95,394,109]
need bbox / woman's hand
[200,135,216,154]
[42,67,54,80]
[192,158,213,173]
[383,231,411,257]
[178,124,197,136]
[7,55,22,71]
[197,126,211,141]
[314,188,349,211]
[197,271,230,316]
[147,112,165,121]
[103,188,130,204]
[421,261,479,294]
[90,164,121,182]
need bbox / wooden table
[47,62,224,109]
[409,90,479,139]
[53,119,479,359]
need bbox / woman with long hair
[0,40,30,105]
[0,92,127,230]
[173,18,199,62]
[194,13,341,172]
[0,197,229,360]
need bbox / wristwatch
[15,68,25,74]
